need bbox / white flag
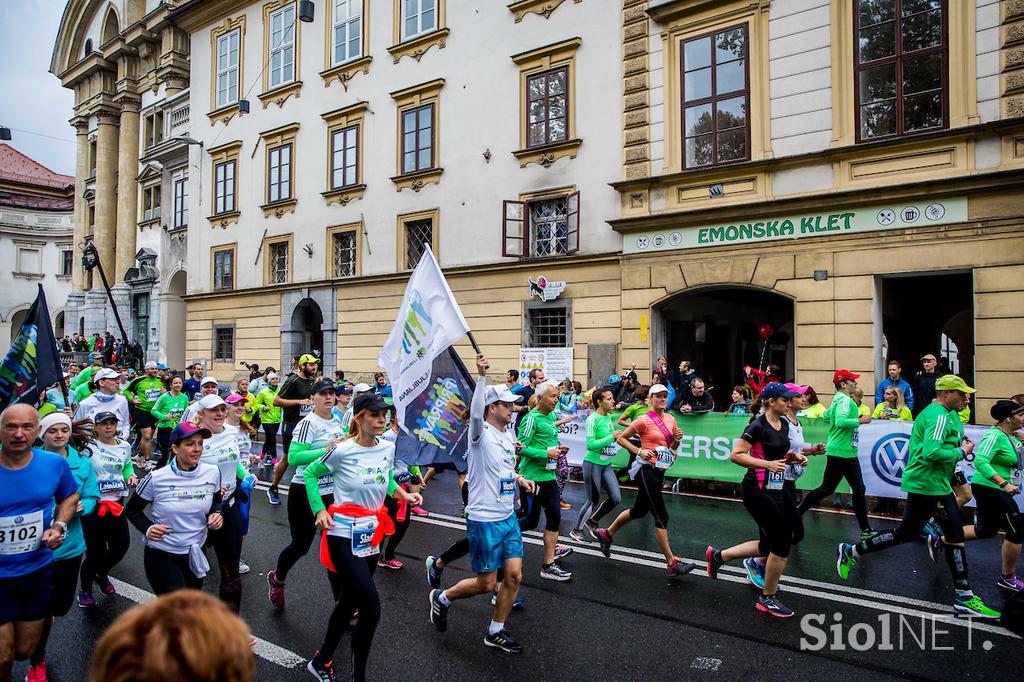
[378,249,470,430]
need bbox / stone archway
[280,288,337,375]
[160,268,187,371]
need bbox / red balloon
[758,324,773,340]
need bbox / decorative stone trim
[322,184,366,206]
[1003,0,1024,118]
[390,168,443,192]
[621,0,650,181]
[207,103,239,125]
[257,80,302,109]
[320,56,372,89]
[387,28,449,64]
[207,211,240,228]
[507,0,582,23]
[512,138,582,167]
[260,198,298,218]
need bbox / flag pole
[466,331,482,356]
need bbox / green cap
[298,354,319,365]
[935,374,975,394]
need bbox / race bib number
[546,456,557,470]
[317,473,334,496]
[497,476,516,503]
[299,404,313,417]
[654,447,675,470]
[1011,467,1023,488]
[98,478,127,495]
[851,429,860,447]
[765,470,785,491]
[0,510,43,555]
[601,445,618,461]
[351,518,379,558]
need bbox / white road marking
[108,578,307,669]
[691,657,722,671]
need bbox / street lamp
[169,135,203,147]
[81,240,135,366]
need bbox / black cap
[93,411,119,424]
[311,379,337,394]
[352,393,389,414]
[990,400,1024,422]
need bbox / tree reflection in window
[681,25,748,168]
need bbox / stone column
[115,101,141,283]
[93,111,119,281]
[71,117,90,291]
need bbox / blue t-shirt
[183,378,202,401]
[0,448,78,578]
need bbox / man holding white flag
[379,249,471,433]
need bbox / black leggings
[144,545,204,595]
[742,484,802,558]
[262,422,280,459]
[156,427,173,468]
[439,537,470,566]
[859,492,969,589]
[321,536,381,682]
[783,480,805,545]
[276,482,332,581]
[971,483,1024,543]
[80,512,130,591]
[31,554,82,664]
[383,494,411,562]
[798,455,870,531]
[518,479,561,533]
[206,498,244,610]
[629,465,669,529]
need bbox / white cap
[267,372,278,380]
[484,385,524,406]
[200,376,219,386]
[39,412,72,435]
[353,383,372,394]
[197,394,226,410]
[144,360,158,370]
[648,383,669,395]
[94,368,119,382]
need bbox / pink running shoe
[25,660,47,682]
[267,570,286,609]
[378,558,404,570]
[410,505,429,517]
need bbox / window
[213,325,235,362]
[502,190,580,258]
[526,68,568,148]
[332,0,362,65]
[265,237,291,284]
[214,160,236,214]
[268,3,297,89]
[216,28,241,108]
[396,209,439,270]
[331,126,358,189]
[401,0,437,41]
[172,174,188,229]
[16,247,41,274]
[212,246,235,291]
[854,0,947,141]
[141,186,161,222]
[143,110,164,148]
[328,224,359,278]
[267,144,293,203]
[401,105,434,174]
[526,306,569,348]
[60,249,73,277]
[681,24,749,168]
[390,80,444,190]
[88,139,97,177]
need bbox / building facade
[51,0,192,369]
[0,144,75,353]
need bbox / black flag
[0,284,64,410]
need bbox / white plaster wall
[976,0,1001,123]
[187,0,622,294]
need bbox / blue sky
[0,1,76,174]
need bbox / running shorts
[0,562,55,624]
[135,409,157,430]
[467,514,523,574]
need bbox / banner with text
[519,347,574,384]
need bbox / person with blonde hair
[872,385,913,421]
[87,589,254,682]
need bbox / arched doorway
[652,286,794,408]
[291,298,324,359]
[161,269,187,371]
[9,308,29,345]
[54,311,65,337]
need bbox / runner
[517,380,573,581]
[26,414,98,682]
[73,368,130,440]
[0,405,78,682]
[705,383,807,618]
[836,375,1001,619]
[150,375,187,468]
[595,384,696,577]
[267,379,344,608]
[427,354,532,653]
[78,411,136,607]
[181,376,220,425]
[125,422,224,595]
[224,393,257,576]
[797,370,874,537]
[379,412,415,569]
[196,394,254,612]
[255,372,282,466]
[569,387,623,543]
[126,361,166,466]
[302,393,422,682]
[267,354,318,505]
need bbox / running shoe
[96,576,116,596]
[239,560,251,575]
[77,591,96,608]
[743,558,766,590]
[425,555,442,590]
[490,592,524,608]
[306,652,337,682]
[267,487,281,505]
[860,528,875,541]
[705,546,723,579]
[553,544,573,560]
[25,660,46,682]
[559,501,572,510]
[998,574,1024,592]
[595,528,613,558]
[267,570,285,609]
[540,563,572,581]
[568,529,588,543]
[927,533,944,564]
[835,543,857,580]
[585,519,599,541]
[953,595,1001,619]
[667,559,696,577]
[410,505,429,516]
[428,589,449,632]
[484,629,523,654]
[756,594,794,619]
[378,558,404,570]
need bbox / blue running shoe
[743,558,766,590]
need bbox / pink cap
[224,393,246,404]
[784,382,809,394]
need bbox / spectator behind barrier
[675,378,714,414]
[797,385,826,419]
[912,353,939,417]
[872,385,913,421]
[727,386,751,415]
[875,360,915,413]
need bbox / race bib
[498,476,516,503]
[317,473,334,496]
[0,510,43,555]
[351,518,379,558]
[98,478,127,495]
[546,456,557,470]
[299,404,313,417]
[851,429,860,447]
[1011,467,1023,488]
[765,470,785,491]
[654,447,675,470]
[601,445,618,461]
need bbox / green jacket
[127,376,165,411]
[901,402,964,496]
[255,386,282,424]
[584,412,618,465]
[823,391,860,458]
[971,428,1021,491]
[517,408,559,482]
[150,392,188,429]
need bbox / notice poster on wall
[519,347,574,383]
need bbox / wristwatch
[52,520,68,539]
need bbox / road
[18,468,1018,681]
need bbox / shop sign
[519,347,573,383]
[528,275,566,301]
[623,197,967,254]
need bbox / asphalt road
[17,465,1020,681]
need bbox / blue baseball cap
[170,422,212,445]
[607,374,622,385]
[760,382,799,399]
[157,363,168,370]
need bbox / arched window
[83,38,93,56]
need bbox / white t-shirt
[784,416,806,482]
[321,439,395,540]
[181,401,201,425]
[466,377,519,523]
[89,439,132,501]
[200,429,242,495]
[289,412,344,492]
[224,423,252,460]
[134,461,221,555]
[75,392,131,440]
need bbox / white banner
[519,347,573,384]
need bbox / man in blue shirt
[875,360,915,412]
[0,405,79,681]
